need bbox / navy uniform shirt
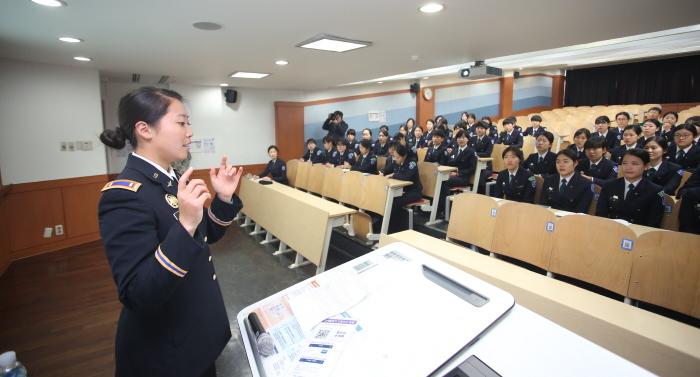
[492,168,536,203]
[596,177,664,227]
[523,126,548,138]
[539,172,594,213]
[352,153,378,174]
[424,142,448,164]
[576,158,618,186]
[609,144,640,165]
[420,130,433,148]
[381,155,397,176]
[445,145,477,181]
[566,144,586,161]
[259,159,288,185]
[329,149,355,166]
[373,142,389,156]
[303,147,325,164]
[392,159,422,197]
[497,130,524,148]
[346,139,358,153]
[667,143,700,173]
[406,128,417,149]
[99,154,242,377]
[524,151,557,176]
[470,136,494,158]
[591,129,622,150]
[646,160,684,195]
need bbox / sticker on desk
[490,208,497,217]
[545,221,555,232]
[383,250,410,262]
[353,259,377,274]
[288,317,359,377]
[620,238,634,251]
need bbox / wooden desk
[425,165,457,225]
[379,231,700,377]
[368,178,412,238]
[238,178,355,273]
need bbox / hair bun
[99,127,127,149]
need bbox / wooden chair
[533,175,545,204]
[522,136,536,157]
[294,161,312,191]
[549,215,636,297]
[588,184,602,215]
[306,163,327,195]
[446,192,505,251]
[675,171,693,197]
[417,147,428,162]
[321,167,345,202]
[491,202,557,270]
[286,159,300,187]
[628,230,700,319]
[377,156,387,172]
[340,171,364,209]
[660,194,681,231]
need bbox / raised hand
[210,156,243,203]
[178,167,211,236]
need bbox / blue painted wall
[434,81,500,125]
[513,76,552,111]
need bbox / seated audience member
[413,126,424,151]
[497,118,524,148]
[686,117,700,144]
[660,111,679,143]
[360,128,374,144]
[667,124,700,173]
[637,119,660,146]
[644,106,662,122]
[591,115,621,151]
[351,139,378,174]
[379,125,393,142]
[610,125,642,164]
[384,143,423,232]
[405,118,417,149]
[257,145,289,185]
[422,119,435,145]
[643,136,684,195]
[345,128,357,151]
[539,149,593,213]
[424,128,448,164]
[577,136,618,186]
[615,111,631,129]
[393,132,417,162]
[470,121,494,158]
[373,129,390,156]
[321,136,337,165]
[677,162,700,234]
[524,131,557,176]
[329,139,355,167]
[567,128,590,161]
[437,130,477,215]
[596,148,664,228]
[523,115,548,138]
[379,142,398,176]
[491,146,536,203]
[302,138,325,164]
[480,116,499,141]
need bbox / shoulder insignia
[677,169,685,176]
[658,190,666,198]
[316,150,322,156]
[370,157,376,164]
[612,165,619,172]
[528,175,536,182]
[617,134,622,140]
[102,179,141,192]
[409,161,416,169]
[282,165,286,171]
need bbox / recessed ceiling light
[59,37,82,43]
[192,22,222,31]
[230,71,270,79]
[219,83,229,87]
[297,34,372,53]
[31,0,66,7]
[422,77,430,80]
[73,56,92,62]
[275,60,289,66]
[377,81,384,84]
[419,3,444,13]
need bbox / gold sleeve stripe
[154,246,187,278]
[208,207,233,227]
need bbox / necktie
[509,174,515,185]
[625,183,634,200]
[591,163,597,170]
[647,167,657,177]
[559,179,567,192]
[677,150,686,160]
[538,156,544,164]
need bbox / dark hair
[662,111,678,121]
[379,129,389,137]
[334,110,344,118]
[100,86,183,149]
[623,124,642,135]
[584,136,607,150]
[346,128,356,136]
[437,117,448,127]
[643,119,661,129]
[306,138,317,145]
[594,115,611,125]
[454,120,468,130]
[399,125,408,133]
[573,128,591,138]
[537,131,554,144]
[502,146,524,161]
[642,136,669,150]
[505,116,517,124]
[475,121,488,129]
[676,123,698,137]
[379,124,389,132]
[359,139,373,150]
[394,132,406,142]
[362,128,373,137]
[413,126,423,136]
[432,129,446,139]
[406,118,416,127]
[425,118,435,126]
[615,112,631,120]
[556,148,579,162]
[267,145,279,153]
[530,115,542,122]
[622,148,650,165]
[394,143,409,157]
[454,129,469,139]
[481,116,492,124]
[387,141,397,150]
[647,106,662,113]
[336,139,348,147]
[467,113,477,121]
[502,118,515,126]
[685,116,700,125]
[322,135,335,145]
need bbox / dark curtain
[564,54,700,106]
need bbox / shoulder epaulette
[102,179,142,192]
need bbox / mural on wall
[434,80,500,125]
[304,93,416,143]
[513,76,553,111]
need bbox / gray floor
[211,224,347,377]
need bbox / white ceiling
[1,0,698,90]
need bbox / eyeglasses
[674,133,693,139]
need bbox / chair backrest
[306,163,327,195]
[321,167,345,201]
[491,144,508,173]
[340,171,364,208]
[377,156,387,172]
[491,202,557,270]
[660,194,681,231]
[447,193,503,250]
[675,171,693,196]
[417,147,428,162]
[522,136,537,157]
[418,161,439,197]
[360,174,390,215]
[628,230,700,319]
[588,184,602,215]
[533,175,545,204]
[549,215,636,296]
[295,161,312,190]
[286,159,300,187]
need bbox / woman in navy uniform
[405,118,417,149]
[642,136,684,195]
[524,131,557,176]
[302,138,325,164]
[257,145,288,185]
[328,139,355,167]
[609,125,642,164]
[384,143,423,232]
[424,128,448,164]
[596,149,664,228]
[497,119,524,148]
[539,149,594,213]
[373,129,390,156]
[470,122,494,158]
[437,130,477,215]
[667,124,700,173]
[523,115,548,138]
[98,87,243,377]
[492,146,536,203]
[379,142,398,176]
[577,136,618,186]
[567,128,590,161]
[352,139,378,174]
[591,115,622,150]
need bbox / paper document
[289,317,360,377]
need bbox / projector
[459,61,503,80]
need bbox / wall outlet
[43,227,53,238]
[55,224,64,236]
[67,142,75,151]
[60,142,67,151]
[83,141,93,151]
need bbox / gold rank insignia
[101,179,142,192]
[165,194,179,208]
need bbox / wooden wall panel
[551,75,565,109]
[7,188,66,253]
[417,89,435,130]
[62,182,104,238]
[499,77,514,117]
[0,193,10,276]
[275,102,305,162]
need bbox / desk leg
[249,223,265,236]
[473,161,487,193]
[425,172,448,225]
[240,215,253,228]
[315,217,344,274]
[289,253,311,269]
[260,231,278,245]
[379,187,403,236]
[273,242,293,256]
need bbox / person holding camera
[322,110,348,142]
